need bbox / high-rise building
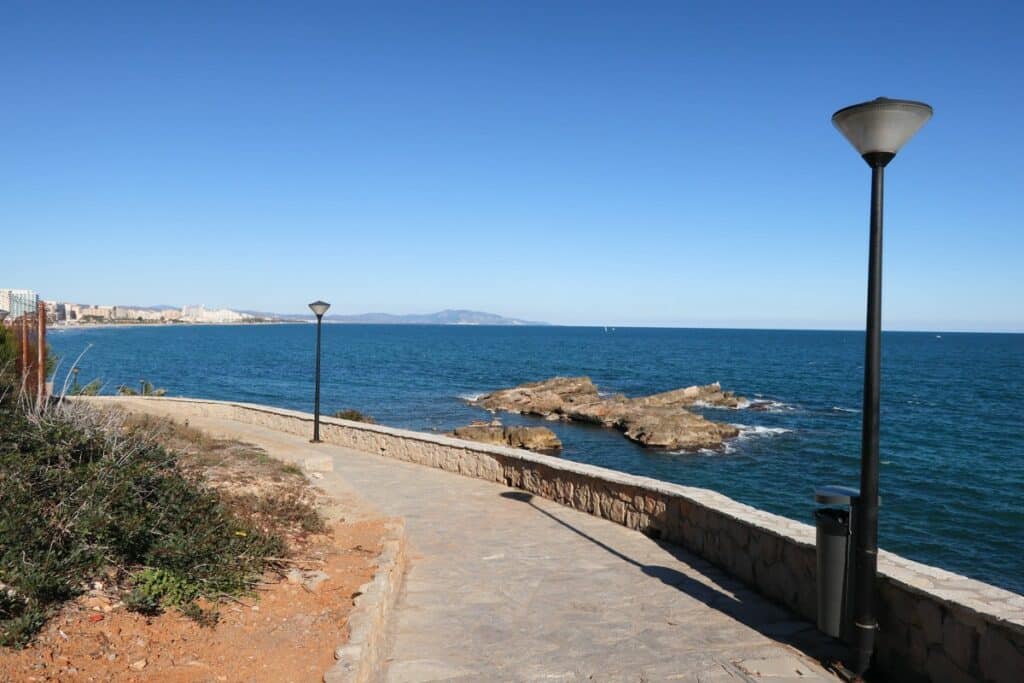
[0,288,40,318]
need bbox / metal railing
[2,300,48,403]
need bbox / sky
[1,2,1022,331]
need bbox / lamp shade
[832,98,932,157]
[308,300,331,317]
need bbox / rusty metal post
[20,318,30,387]
[37,301,47,402]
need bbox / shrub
[116,380,166,397]
[333,408,375,424]
[0,401,284,647]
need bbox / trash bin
[814,485,859,639]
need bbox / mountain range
[240,308,549,326]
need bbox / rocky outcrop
[452,423,563,453]
[473,377,743,451]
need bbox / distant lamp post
[832,97,932,675]
[308,300,331,442]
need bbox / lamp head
[308,300,331,317]
[832,97,933,166]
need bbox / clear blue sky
[2,2,1021,330]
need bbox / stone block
[941,614,976,671]
[912,596,941,645]
[925,647,975,683]
[979,627,1024,683]
[906,625,928,670]
[610,500,626,524]
[731,551,754,584]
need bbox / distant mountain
[331,309,548,325]
[240,308,549,326]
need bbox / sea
[48,324,1024,595]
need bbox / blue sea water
[48,325,1024,594]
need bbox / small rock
[302,570,330,593]
[452,424,562,453]
[130,659,147,671]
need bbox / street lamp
[832,97,932,675]
[308,300,331,442]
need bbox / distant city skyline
[3,3,1022,332]
[9,290,1022,332]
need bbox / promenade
[129,403,842,682]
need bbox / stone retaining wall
[91,397,1023,683]
[325,519,407,683]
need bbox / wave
[731,424,793,439]
[458,392,485,402]
[674,444,736,456]
[831,406,860,414]
[692,398,753,410]
[748,400,798,413]
[693,446,732,456]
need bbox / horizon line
[53,321,1023,335]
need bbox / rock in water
[473,376,743,451]
[452,424,563,453]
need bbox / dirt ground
[0,414,387,682]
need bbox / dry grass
[121,414,325,540]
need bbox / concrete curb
[323,518,408,683]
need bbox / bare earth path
[119,402,843,683]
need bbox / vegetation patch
[333,408,375,424]
[0,389,319,648]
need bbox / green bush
[0,326,17,389]
[0,400,285,647]
[116,380,166,397]
[333,408,375,423]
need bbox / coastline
[49,321,297,331]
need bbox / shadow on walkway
[499,490,850,673]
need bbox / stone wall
[91,397,1024,683]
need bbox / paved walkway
[147,410,844,682]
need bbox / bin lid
[815,485,860,505]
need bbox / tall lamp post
[308,300,331,442]
[832,97,932,675]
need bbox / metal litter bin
[814,485,859,639]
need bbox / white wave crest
[458,392,485,402]
[692,397,752,410]
[749,400,798,413]
[731,424,793,439]
[831,406,860,413]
